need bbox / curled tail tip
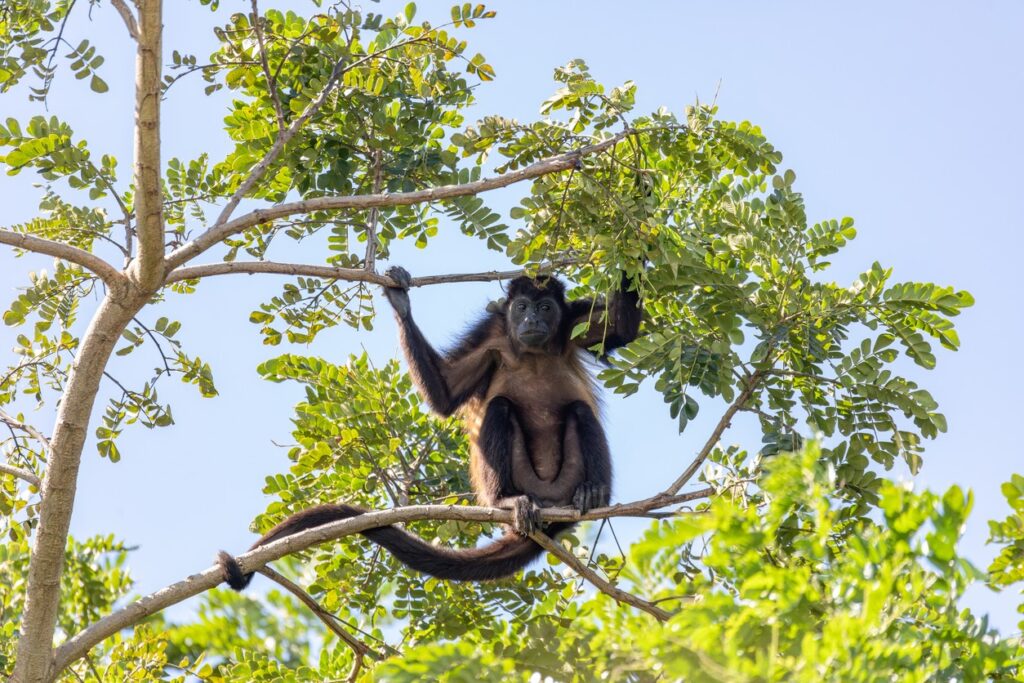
[217,550,253,591]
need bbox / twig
[165,130,634,269]
[109,0,139,40]
[528,530,671,621]
[0,462,41,488]
[132,317,173,375]
[0,229,124,285]
[256,566,377,661]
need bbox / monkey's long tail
[217,503,572,589]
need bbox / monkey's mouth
[518,329,549,346]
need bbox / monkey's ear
[486,297,507,314]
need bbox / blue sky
[1,0,1022,633]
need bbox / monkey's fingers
[511,495,541,536]
[385,265,412,290]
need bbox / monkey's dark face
[508,295,562,349]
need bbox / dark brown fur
[218,271,641,588]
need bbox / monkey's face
[508,295,561,349]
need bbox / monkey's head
[504,276,567,351]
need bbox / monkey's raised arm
[570,272,642,355]
[383,266,499,416]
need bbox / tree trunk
[11,285,145,682]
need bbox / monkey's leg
[476,396,542,536]
[563,401,612,513]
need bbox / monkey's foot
[510,495,541,536]
[572,482,610,514]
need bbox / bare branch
[51,494,707,673]
[165,261,571,287]
[109,0,140,40]
[128,0,165,291]
[0,462,41,488]
[165,130,633,269]
[528,530,671,621]
[0,229,124,285]
[256,566,377,661]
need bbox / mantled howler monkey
[218,267,641,588]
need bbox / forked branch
[165,130,633,269]
[52,492,710,673]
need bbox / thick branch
[51,495,704,673]
[0,230,123,285]
[129,0,164,291]
[165,130,632,269]
[0,463,41,489]
[529,530,671,621]
[109,0,139,40]
[165,261,568,287]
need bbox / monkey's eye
[539,303,551,312]
[516,302,527,312]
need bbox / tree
[0,2,1020,681]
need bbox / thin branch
[165,261,572,286]
[528,530,671,621]
[255,566,377,660]
[204,31,441,234]
[0,229,124,285]
[0,462,41,488]
[51,493,709,672]
[0,408,52,456]
[249,0,286,133]
[208,54,343,229]
[659,371,764,497]
[109,0,140,40]
[166,130,634,269]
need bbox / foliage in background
[0,1,1022,681]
